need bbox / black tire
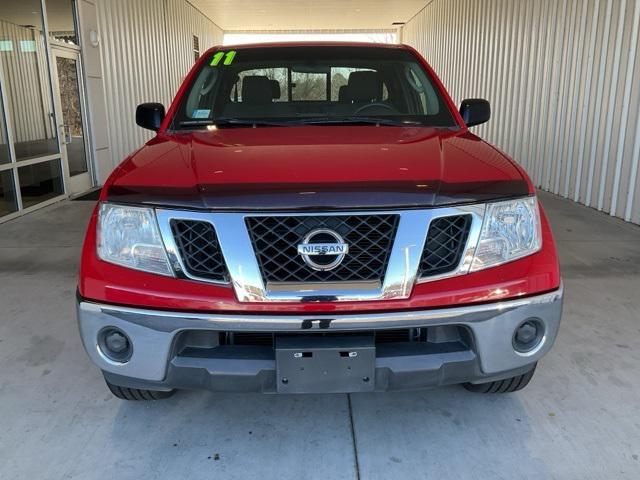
[105,379,175,400]
[463,363,537,393]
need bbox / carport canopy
[190,0,426,30]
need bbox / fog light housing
[98,327,132,363]
[513,319,544,353]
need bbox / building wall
[402,0,640,224]
[165,0,225,93]
[77,0,112,186]
[88,0,223,180]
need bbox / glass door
[0,0,66,222]
[50,46,91,195]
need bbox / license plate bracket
[275,335,375,394]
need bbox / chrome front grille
[245,215,399,283]
[418,215,472,278]
[155,204,484,302]
[170,219,229,282]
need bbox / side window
[405,65,440,115]
[330,68,351,101]
[330,68,388,101]
[231,68,288,102]
[405,68,427,113]
[291,72,327,101]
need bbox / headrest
[346,71,383,102]
[270,80,281,100]
[241,76,273,104]
[338,85,351,102]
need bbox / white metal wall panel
[97,0,223,166]
[165,0,224,93]
[402,0,640,224]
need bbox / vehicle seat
[270,80,281,100]
[338,85,351,102]
[223,76,292,117]
[241,76,273,104]
[344,71,383,103]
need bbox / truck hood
[106,126,529,210]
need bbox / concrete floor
[1,191,639,479]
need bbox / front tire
[105,379,175,400]
[463,363,536,393]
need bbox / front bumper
[77,287,563,393]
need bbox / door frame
[50,43,95,196]
[0,0,96,224]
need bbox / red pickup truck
[77,43,562,400]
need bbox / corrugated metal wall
[97,0,223,164]
[165,0,224,93]
[402,0,640,224]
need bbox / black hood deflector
[106,180,529,211]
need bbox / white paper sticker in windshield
[192,109,210,119]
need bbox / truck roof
[206,41,411,51]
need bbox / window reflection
[46,0,79,46]
[0,170,18,217]
[0,1,59,160]
[0,83,9,165]
[18,159,64,208]
[56,56,87,175]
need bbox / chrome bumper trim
[82,287,562,333]
[78,286,563,383]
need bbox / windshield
[172,46,457,129]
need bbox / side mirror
[459,98,490,127]
[136,103,165,131]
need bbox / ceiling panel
[189,0,427,30]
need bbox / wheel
[463,363,537,393]
[105,379,175,400]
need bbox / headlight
[470,196,542,271]
[97,203,173,276]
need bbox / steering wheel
[353,102,397,115]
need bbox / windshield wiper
[178,116,425,128]
[291,117,423,126]
[178,118,293,128]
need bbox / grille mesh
[419,215,472,277]
[171,220,229,282]
[246,215,399,283]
